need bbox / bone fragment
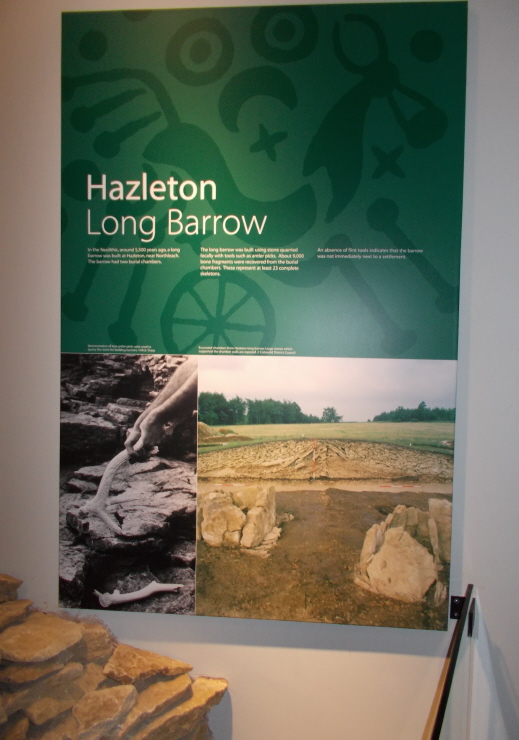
[94,581,183,608]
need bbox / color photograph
[195,355,456,629]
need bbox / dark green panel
[62,3,467,359]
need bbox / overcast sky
[198,356,458,422]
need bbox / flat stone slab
[25,680,85,726]
[0,574,22,603]
[103,645,192,685]
[118,673,193,737]
[0,612,83,663]
[73,684,137,740]
[0,658,66,688]
[129,677,228,740]
[64,459,196,552]
[79,621,116,663]
[0,599,33,630]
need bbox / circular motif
[79,30,107,62]
[161,271,276,353]
[166,18,233,86]
[251,7,318,63]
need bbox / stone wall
[197,485,289,557]
[0,575,227,739]
[354,499,452,605]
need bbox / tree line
[372,401,455,422]
[198,392,343,426]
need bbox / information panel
[60,3,466,629]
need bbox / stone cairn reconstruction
[197,485,291,557]
[354,499,452,605]
[0,575,227,739]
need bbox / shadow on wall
[472,607,519,740]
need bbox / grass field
[199,421,455,454]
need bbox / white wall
[1,0,518,738]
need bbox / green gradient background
[62,3,467,359]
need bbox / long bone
[94,580,183,608]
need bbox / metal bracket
[468,597,476,637]
[450,594,465,620]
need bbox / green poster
[61,3,466,629]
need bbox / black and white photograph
[59,353,197,613]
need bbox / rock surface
[0,612,83,663]
[129,677,229,740]
[0,600,33,630]
[198,484,283,556]
[103,645,192,685]
[60,355,197,614]
[355,499,451,604]
[366,528,438,603]
[0,574,227,739]
[73,684,137,740]
[0,574,23,603]
[199,438,454,482]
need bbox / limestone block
[25,680,85,726]
[2,663,84,718]
[231,486,261,510]
[60,412,119,463]
[72,685,137,740]
[0,575,22,603]
[429,498,452,563]
[0,601,33,631]
[262,527,281,544]
[404,506,419,537]
[222,530,241,547]
[0,714,29,739]
[0,612,83,663]
[255,486,276,518]
[240,505,275,549]
[129,677,228,740]
[117,673,192,738]
[388,504,407,530]
[416,509,431,540]
[179,717,213,740]
[366,527,438,603]
[103,644,192,685]
[428,516,441,565]
[358,524,384,577]
[76,663,108,694]
[39,713,79,740]
[0,659,65,689]
[80,621,116,663]
[199,493,246,548]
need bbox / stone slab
[118,673,192,738]
[0,575,23,603]
[0,600,33,631]
[0,658,66,689]
[73,685,137,740]
[129,677,228,740]
[0,612,83,663]
[103,645,192,685]
[79,621,116,663]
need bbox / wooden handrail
[422,584,474,740]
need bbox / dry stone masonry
[197,485,289,557]
[354,499,452,604]
[59,355,197,612]
[0,574,227,739]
